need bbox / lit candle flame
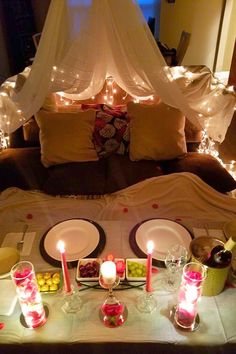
[147,240,154,254]
[57,240,65,252]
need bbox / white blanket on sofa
[1,172,236,227]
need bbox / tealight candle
[106,253,115,262]
[100,261,116,285]
[146,240,154,292]
[57,240,72,293]
[116,260,125,277]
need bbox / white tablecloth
[0,174,236,352]
[0,220,235,348]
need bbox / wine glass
[164,244,188,291]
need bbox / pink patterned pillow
[82,104,130,157]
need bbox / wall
[137,0,161,38]
[0,4,10,83]
[0,0,50,83]
[218,0,236,71]
[159,0,224,70]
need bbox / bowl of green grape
[126,258,147,281]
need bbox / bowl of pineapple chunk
[36,270,62,293]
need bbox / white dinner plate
[44,219,100,262]
[135,219,192,262]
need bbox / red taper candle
[57,240,72,293]
[146,240,154,292]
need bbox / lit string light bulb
[57,92,74,107]
[0,129,9,150]
[198,128,236,180]
[198,129,219,158]
[104,77,115,105]
[122,92,128,101]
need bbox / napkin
[0,280,17,316]
[193,228,225,241]
[1,232,36,256]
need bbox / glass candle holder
[99,274,127,328]
[11,261,47,329]
[61,285,82,314]
[136,289,157,313]
[174,262,206,331]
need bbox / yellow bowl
[0,247,20,276]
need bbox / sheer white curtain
[0,0,235,142]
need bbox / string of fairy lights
[0,66,236,179]
[56,75,155,106]
[198,128,236,180]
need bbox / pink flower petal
[152,203,159,209]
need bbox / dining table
[1,174,236,354]
[0,217,236,354]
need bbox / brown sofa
[1,110,236,195]
[1,144,236,195]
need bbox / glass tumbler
[11,261,46,329]
[174,262,206,330]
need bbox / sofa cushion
[35,109,98,167]
[161,152,236,193]
[42,159,107,196]
[23,118,40,146]
[0,147,48,191]
[185,118,202,143]
[42,93,57,111]
[128,102,187,161]
[105,154,164,193]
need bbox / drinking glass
[164,244,188,291]
[11,261,46,329]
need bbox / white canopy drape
[0,0,235,142]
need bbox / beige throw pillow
[42,93,57,111]
[128,102,187,161]
[35,110,98,167]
